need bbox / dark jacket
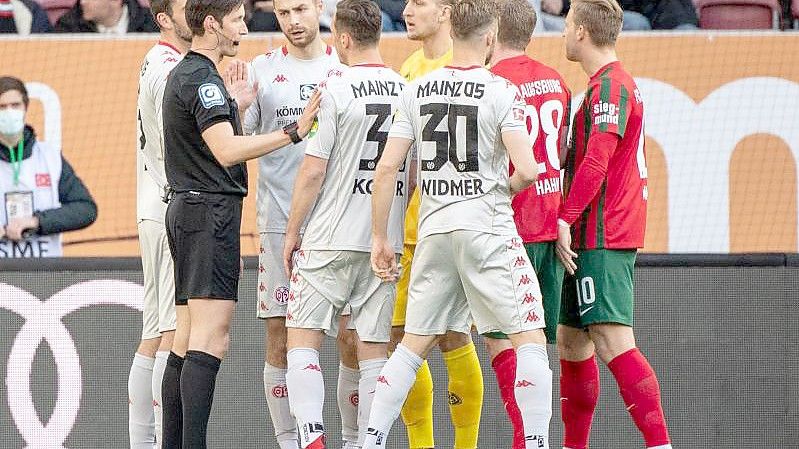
[0,0,52,34]
[376,0,405,21]
[620,0,698,29]
[54,0,157,33]
[0,127,97,236]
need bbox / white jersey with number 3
[136,41,182,223]
[302,64,409,254]
[388,66,531,239]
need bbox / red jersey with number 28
[561,61,647,249]
[491,55,571,243]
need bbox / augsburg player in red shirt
[487,0,571,447]
[555,1,672,449]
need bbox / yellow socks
[443,342,483,449]
[400,359,435,449]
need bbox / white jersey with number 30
[388,66,531,240]
[302,64,409,254]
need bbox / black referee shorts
[165,191,243,305]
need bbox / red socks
[559,355,600,449]
[607,348,671,448]
[491,348,525,449]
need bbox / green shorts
[559,249,637,329]
[483,241,565,344]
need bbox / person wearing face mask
[0,76,97,259]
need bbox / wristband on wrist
[557,218,570,228]
[283,122,302,144]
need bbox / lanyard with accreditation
[4,139,34,227]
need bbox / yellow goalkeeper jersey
[399,47,453,245]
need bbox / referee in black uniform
[159,1,320,447]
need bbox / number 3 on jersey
[420,103,479,172]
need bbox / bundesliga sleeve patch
[198,83,226,109]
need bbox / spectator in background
[247,0,280,31]
[622,0,699,30]
[376,0,405,30]
[0,76,97,258]
[55,0,157,33]
[0,0,52,34]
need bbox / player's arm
[282,89,337,276]
[504,129,539,195]
[500,85,538,195]
[372,136,413,281]
[201,90,320,167]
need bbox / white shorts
[405,231,545,336]
[257,232,291,319]
[138,219,176,340]
[286,250,395,343]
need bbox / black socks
[180,350,221,449]
[161,352,184,449]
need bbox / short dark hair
[0,76,29,108]
[333,0,382,47]
[450,0,497,41]
[150,0,175,28]
[185,0,243,36]
[497,0,536,51]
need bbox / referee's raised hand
[224,59,258,113]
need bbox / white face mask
[0,108,25,137]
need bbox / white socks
[362,344,423,449]
[128,353,156,448]
[264,362,299,449]
[287,348,326,448]
[338,363,361,447]
[152,351,169,448]
[515,343,552,449]
[357,358,387,446]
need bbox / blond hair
[571,0,623,47]
[450,0,497,40]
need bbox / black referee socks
[162,352,184,449]
[180,350,222,449]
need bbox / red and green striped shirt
[560,61,647,250]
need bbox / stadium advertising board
[0,34,797,255]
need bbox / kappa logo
[272,385,289,398]
[525,310,540,323]
[514,256,527,267]
[198,83,225,109]
[259,264,265,273]
[507,238,523,249]
[522,293,536,304]
[299,83,317,101]
[260,246,265,254]
[274,286,290,305]
[291,273,299,283]
[259,301,267,311]
[516,379,535,388]
[377,375,390,386]
[303,363,322,372]
[35,173,51,187]
[274,74,288,83]
[286,311,294,321]
[288,291,295,302]
[518,274,532,286]
[259,282,267,292]
[448,392,463,405]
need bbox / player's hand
[371,237,399,283]
[225,59,258,113]
[555,221,578,275]
[283,232,302,278]
[297,90,321,139]
[5,216,38,241]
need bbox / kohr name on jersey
[417,81,485,99]
[421,178,484,196]
[351,80,403,99]
[519,79,563,98]
[353,178,405,196]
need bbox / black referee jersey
[162,51,247,196]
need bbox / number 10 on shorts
[575,276,596,311]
